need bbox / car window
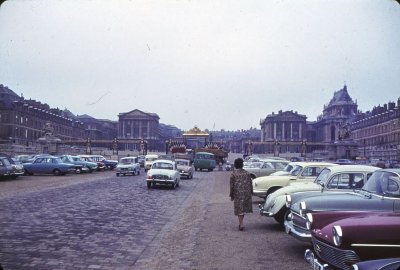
[327,173,352,189]
[290,165,303,176]
[301,166,321,177]
[262,162,274,169]
[364,171,400,197]
[315,168,331,184]
[152,162,173,170]
[273,162,287,170]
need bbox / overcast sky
[1,0,399,131]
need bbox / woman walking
[229,158,253,231]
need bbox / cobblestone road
[0,168,311,270]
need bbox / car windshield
[146,157,158,162]
[176,160,189,166]
[282,164,294,172]
[121,159,134,164]
[152,162,173,170]
[314,168,331,184]
[362,171,400,197]
[290,165,303,176]
[244,162,262,168]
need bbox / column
[299,124,302,139]
[147,121,150,139]
[273,122,277,139]
[130,120,133,139]
[139,120,142,139]
[282,122,285,140]
[290,123,293,140]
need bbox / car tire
[176,180,179,187]
[273,207,290,226]
[147,182,151,188]
[116,173,119,177]
[75,167,82,174]
[88,167,93,173]
[53,169,61,176]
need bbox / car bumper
[284,219,312,243]
[304,249,330,270]
[179,172,191,177]
[253,189,267,197]
[117,170,136,174]
[258,204,274,217]
[147,179,175,185]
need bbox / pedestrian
[229,158,253,231]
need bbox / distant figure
[229,158,253,231]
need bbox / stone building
[117,109,160,151]
[312,85,358,143]
[0,85,86,149]
[259,110,307,155]
[351,99,400,161]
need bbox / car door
[297,166,323,182]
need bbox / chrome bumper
[284,220,312,243]
[258,204,274,217]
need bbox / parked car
[115,157,140,176]
[13,154,32,163]
[78,155,106,171]
[304,211,400,270]
[269,162,298,176]
[175,158,194,179]
[259,165,379,225]
[352,258,400,270]
[244,159,290,179]
[0,156,14,179]
[59,155,91,173]
[252,162,336,198]
[144,154,159,171]
[9,158,25,178]
[146,159,180,189]
[285,168,400,243]
[23,156,77,176]
[89,155,118,170]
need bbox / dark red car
[304,211,400,270]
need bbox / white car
[175,158,194,179]
[146,159,180,189]
[116,157,141,176]
[244,159,290,179]
[144,154,159,171]
[259,164,380,225]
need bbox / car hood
[291,191,395,213]
[265,182,321,205]
[177,165,191,170]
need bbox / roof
[324,164,380,173]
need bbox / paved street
[0,167,311,270]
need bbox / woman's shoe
[239,225,244,231]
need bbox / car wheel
[116,173,119,177]
[147,182,151,188]
[176,180,179,187]
[24,169,32,176]
[53,169,61,176]
[88,167,93,173]
[273,207,290,226]
[75,167,82,174]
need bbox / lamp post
[86,138,92,155]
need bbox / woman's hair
[234,158,244,169]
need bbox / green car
[193,152,216,171]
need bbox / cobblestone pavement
[0,168,311,270]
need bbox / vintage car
[138,155,145,168]
[270,162,298,176]
[352,258,400,270]
[244,159,289,179]
[252,162,336,198]
[304,211,400,270]
[23,156,77,176]
[59,155,92,173]
[9,158,25,178]
[89,155,118,170]
[146,159,180,189]
[0,156,14,179]
[259,165,379,225]
[78,155,106,171]
[115,157,140,176]
[285,168,400,243]
[175,158,194,179]
[144,154,159,171]
[193,152,216,171]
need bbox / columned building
[118,109,160,151]
[260,110,307,154]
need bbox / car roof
[153,159,175,164]
[322,164,380,173]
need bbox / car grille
[292,211,308,230]
[312,238,360,270]
[153,174,169,180]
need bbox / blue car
[23,156,77,176]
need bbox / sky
[1,0,400,132]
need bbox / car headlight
[333,225,343,246]
[299,201,306,216]
[285,194,292,208]
[305,213,313,230]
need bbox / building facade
[351,99,400,162]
